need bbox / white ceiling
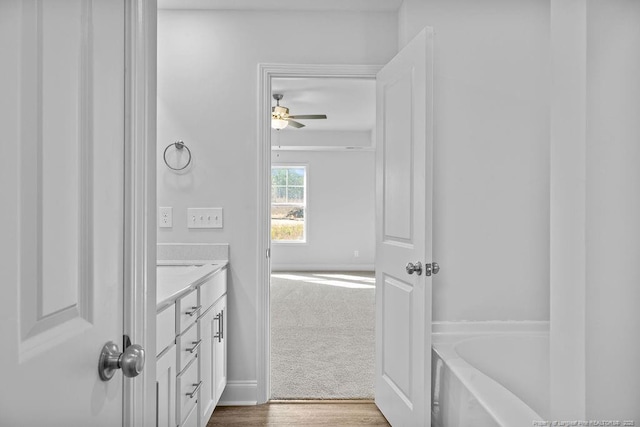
[272,77,375,132]
[158,0,402,11]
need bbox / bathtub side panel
[431,349,499,427]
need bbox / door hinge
[266,248,271,258]
[123,334,131,349]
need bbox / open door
[0,0,135,425]
[375,28,434,426]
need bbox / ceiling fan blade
[288,114,327,120]
[286,119,305,128]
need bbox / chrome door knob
[432,262,440,275]
[120,344,145,378]
[98,341,146,381]
[406,262,423,275]
[425,262,440,276]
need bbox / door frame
[256,63,382,404]
[123,0,157,425]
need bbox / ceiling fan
[271,93,327,130]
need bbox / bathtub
[431,324,549,427]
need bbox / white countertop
[156,260,228,310]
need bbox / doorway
[258,30,434,424]
[258,65,379,402]
[268,77,377,399]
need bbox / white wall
[157,9,397,402]
[585,1,640,417]
[549,0,586,418]
[397,0,551,321]
[550,0,640,419]
[271,148,375,271]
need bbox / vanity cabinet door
[198,306,217,426]
[213,295,227,405]
[156,304,176,357]
[156,346,176,427]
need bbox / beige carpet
[270,271,375,399]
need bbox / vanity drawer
[177,322,199,374]
[156,304,176,357]
[176,358,199,426]
[176,289,199,334]
[200,268,227,312]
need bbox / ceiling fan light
[271,118,289,130]
[273,105,288,116]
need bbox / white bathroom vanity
[155,261,228,427]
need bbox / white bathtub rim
[433,320,550,335]
[445,355,544,426]
[433,334,547,426]
[433,332,549,360]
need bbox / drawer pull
[214,312,221,342]
[186,381,202,399]
[185,305,201,316]
[220,309,224,341]
[186,339,202,354]
[213,310,224,343]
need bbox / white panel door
[0,0,126,425]
[375,28,434,426]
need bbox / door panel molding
[19,0,94,354]
[381,274,414,402]
[381,69,415,244]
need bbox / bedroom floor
[270,271,375,399]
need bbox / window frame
[270,164,308,244]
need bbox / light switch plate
[158,207,173,228]
[187,208,223,229]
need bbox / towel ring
[163,140,192,171]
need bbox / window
[271,166,307,242]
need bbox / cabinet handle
[214,311,223,343]
[186,381,202,399]
[220,309,224,341]
[213,313,221,342]
[185,305,201,316]
[186,339,202,354]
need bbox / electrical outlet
[354,250,359,258]
[158,207,173,228]
[187,208,223,229]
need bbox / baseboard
[218,380,258,406]
[271,263,374,272]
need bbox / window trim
[271,163,308,244]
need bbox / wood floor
[207,400,390,426]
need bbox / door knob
[406,262,423,275]
[98,341,146,381]
[425,262,440,276]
